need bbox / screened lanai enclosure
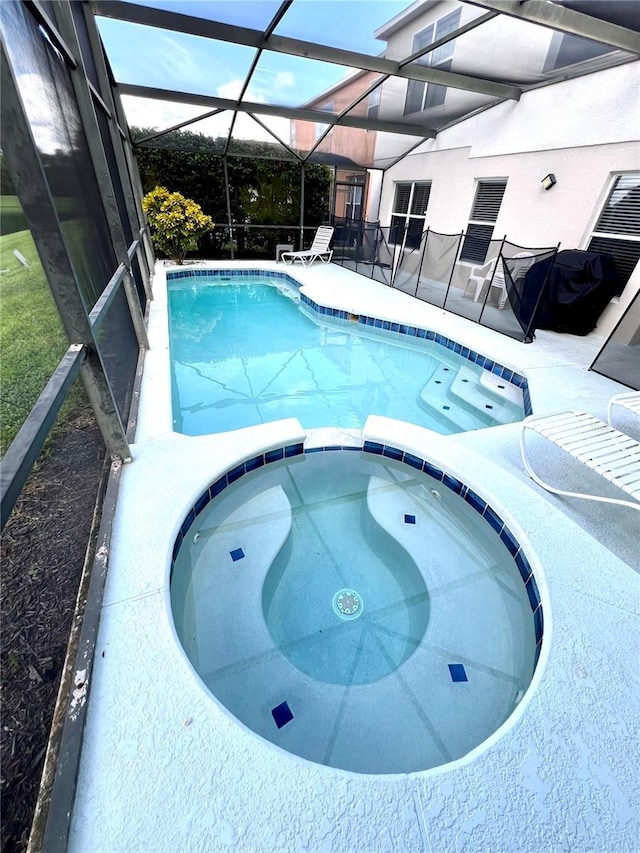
[3,0,639,504]
[1,0,639,849]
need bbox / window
[459,180,508,263]
[403,8,461,116]
[544,31,612,73]
[587,173,640,293]
[390,182,431,249]
[345,184,363,221]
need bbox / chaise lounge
[519,392,640,511]
[280,226,334,268]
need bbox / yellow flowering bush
[142,186,214,264]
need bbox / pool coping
[65,261,640,853]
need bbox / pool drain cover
[332,589,363,620]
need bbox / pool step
[478,370,523,406]
[450,368,518,425]
[419,365,483,431]
[365,476,434,584]
[188,485,292,674]
[419,364,519,430]
[365,474,469,589]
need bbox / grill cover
[531,250,621,335]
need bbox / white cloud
[217,78,272,105]
[215,79,242,101]
[122,96,233,139]
[245,67,297,105]
[120,94,290,146]
[122,96,202,131]
[153,33,202,85]
[274,71,295,90]
[231,113,290,143]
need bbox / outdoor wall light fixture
[541,173,557,190]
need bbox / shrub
[142,186,214,264]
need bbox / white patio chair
[510,252,536,281]
[280,227,334,267]
[496,252,537,307]
[488,259,509,308]
[464,256,497,303]
[465,252,536,309]
[519,399,640,511]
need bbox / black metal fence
[331,218,400,286]
[331,218,560,343]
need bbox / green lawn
[0,195,27,236]
[0,230,72,455]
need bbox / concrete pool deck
[67,261,639,852]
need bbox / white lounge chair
[519,396,640,511]
[281,227,334,267]
[608,390,640,427]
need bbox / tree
[133,128,334,257]
[142,186,214,264]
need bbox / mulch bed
[1,407,106,853]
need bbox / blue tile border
[526,574,541,611]
[265,447,284,464]
[180,508,195,539]
[515,549,532,583]
[167,268,302,291]
[500,526,520,557]
[170,442,544,673]
[464,488,486,514]
[533,606,544,645]
[443,474,464,494]
[483,505,504,535]
[194,492,209,516]
[300,292,350,321]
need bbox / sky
[97,0,411,141]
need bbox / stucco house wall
[292,70,379,165]
[377,61,640,338]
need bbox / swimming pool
[167,271,528,436]
[170,444,542,775]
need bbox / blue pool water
[170,449,539,774]
[168,276,525,435]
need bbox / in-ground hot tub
[170,441,544,775]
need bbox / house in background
[291,69,384,225]
[370,0,639,338]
